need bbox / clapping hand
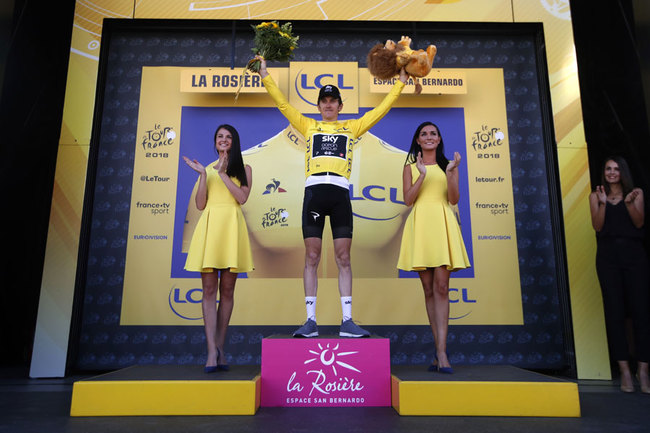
[446,152,461,173]
[416,152,426,175]
[625,188,640,204]
[216,152,229,174]
[183,156,205,175]
[595,185,607,204]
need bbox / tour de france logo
[304,342,360,377]
[141,123,176,158]
[261,207,289,228]
[471,124,505,158]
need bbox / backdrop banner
[120,65,521,328]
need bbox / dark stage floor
[1,367,649,433]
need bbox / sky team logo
[313,134,347,159]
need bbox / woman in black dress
[589,156,649,393]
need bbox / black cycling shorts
[302,183,353,239]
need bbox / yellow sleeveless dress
[184,164,254,273]
[397,163,470,272]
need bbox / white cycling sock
[341,296,352,322]
[305,296,317,321]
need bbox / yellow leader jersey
[262,75,405,180]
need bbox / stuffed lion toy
[367,36,437,94]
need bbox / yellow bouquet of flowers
[247,21,299,72]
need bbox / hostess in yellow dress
[397,163,470,272]
[184,164,254,273]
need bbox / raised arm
[183,156,208,210]
[402,154,426,207]
[352,67,408,137]
[256,56,312,135]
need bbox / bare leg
[303,237,322,297]
[216,269,238,366]
[333,237,352,297]
[419,268,437,344]
[619,360,634,392]
[201,271,219,367]
[432,267,451,369]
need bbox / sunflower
[247,21,299,72]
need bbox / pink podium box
[261,336,391,407]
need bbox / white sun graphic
[540,0,571,21]
[304,343,360,376]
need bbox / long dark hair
[214,124,248,187]
[601,155,634,196]
[405,121,449,171]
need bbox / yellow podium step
[70,365,260,416]
[391,365,580,417]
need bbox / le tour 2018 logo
[141,123,176,159]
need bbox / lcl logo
[294,72,354,106]
[449,288,477,320]
[168,286,217,320]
